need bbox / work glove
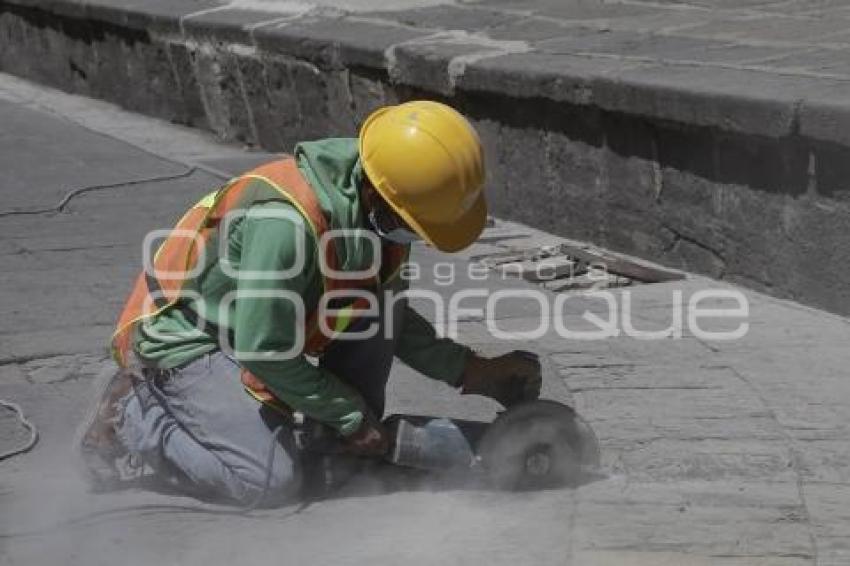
[460,350,542,408]
[342,412,390,457]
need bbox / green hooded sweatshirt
[133,138,470,435]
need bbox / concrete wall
[3,0,850,314]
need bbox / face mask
[368,208,421,244]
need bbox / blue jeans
[116,299,405,505]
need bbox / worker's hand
[342,413,390,457]
[460,350,542,408]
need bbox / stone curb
[3,0,850,315]
[4,0,850,142]
[2,0,850,144]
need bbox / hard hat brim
[402,189,487,253]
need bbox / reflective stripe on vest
[111,156,408,368]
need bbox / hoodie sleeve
[395,303,472,387]
[232,203,366,436]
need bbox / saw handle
[500,350,542,408]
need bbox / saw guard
[476,400,599,490]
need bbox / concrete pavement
[1,73,850,565]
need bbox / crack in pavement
[22,355,109,385]
[717,363,821,565]
[553,363,637,368]
[661,222,727,278]
[2,242,133,255]
[0,351,103,367]
[568,385,720,392]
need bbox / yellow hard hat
[359,100,487,252]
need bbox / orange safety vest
[111,157,408,408]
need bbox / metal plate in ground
[472,242,684,294]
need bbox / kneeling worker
[78,100,541,505]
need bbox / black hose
[0,399,38,461]
[0,167,201,218]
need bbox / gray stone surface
[7,0,850,314]
[0,99,185,213]
[10,0,850,139]
[2,72,850,566]
[253,17,431,69]
[182,8,290,44]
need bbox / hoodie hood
[294,137,376,274]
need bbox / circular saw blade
[477,400,599,490]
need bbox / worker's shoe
[75,366,138,491]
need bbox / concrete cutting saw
[299,398,599,493]
[384,399,599,490]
